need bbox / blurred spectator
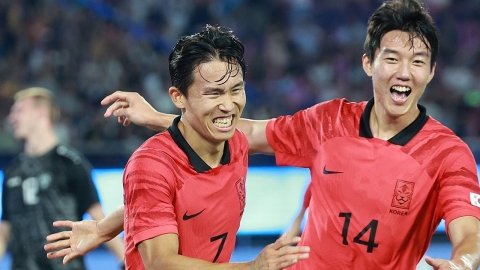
[0,0,479,165]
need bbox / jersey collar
[359,98,429,146]
[167,116,231,173]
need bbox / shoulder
[231,129,249,147]
[299,98,365,116]
[126,133,179,172]
[2,155,22,175]
[54,144,86,165]
[423,117,468,148]
[417,117,475,166]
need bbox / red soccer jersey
[266,98,480,269]
[302,183,312,209]
[124,117,248,269]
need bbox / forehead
[12,97,35,110]
[192,59,243,87]
[379,30,430,55]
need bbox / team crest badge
[470,192,480,208]
[236,177,246,210]
[391,180,415,209]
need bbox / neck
[24,126,59,157]
[178,120,224,168]
[370,103,420,140]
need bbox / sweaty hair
[364,0,439,70]
[169,24,246,97]
[14,87,60,123]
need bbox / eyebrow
[203,81,245,92]
[382,48,430,58]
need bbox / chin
[214,131,235,142]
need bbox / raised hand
[44,220,103,264]
[101,91,159,128]
[248,234,310,270]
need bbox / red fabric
[124,130,249,269]
[266,98,480,269]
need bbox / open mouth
[213,115,234,128]
[390,86,411,102]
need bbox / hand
[44,220,103,264]
[101,90,158,127]
[425,256,470,270]
[248,234,310,270]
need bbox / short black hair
[364,0,439,70]
[169,24,246,97]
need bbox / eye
[413,59,426,65]
[206,90,221,96]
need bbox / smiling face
[170,59,246,146]
[362,30,436,121]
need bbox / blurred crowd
[0,0,479,164]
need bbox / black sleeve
[66,155,100,220]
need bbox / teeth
[213,116,233,128]
[391,86,411,92]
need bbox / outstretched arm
[425,216,480,269]
[101,91,175,131]
[85,203,125,264]
[45,204,125,264]
[101,91,274,154]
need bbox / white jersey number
[22,177,40,205]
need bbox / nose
[218,94,234,112]
[396,61,412,81]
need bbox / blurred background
[0,0,480,164]
[0,0,479,269]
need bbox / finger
[44,239,72,251]
[281,245,310,255]
[270,235,302,250]
[274,252,310,269]
[52,220,74,228]
[100,91,129,106]
[46,231,73,242]
[46,248,72,259]
[123,117,130,126]
[105,102,127,118]
[64,251,82,265]
[424,256,440,267]
[113,107,125,117]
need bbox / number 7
[210,232,228,262]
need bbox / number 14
[339,212,379,253]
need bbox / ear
[362,54,373,77]
[169,87,185,109]
[427,62,436,84]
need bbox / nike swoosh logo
[323,165,343,175]
[183,208,206,220]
